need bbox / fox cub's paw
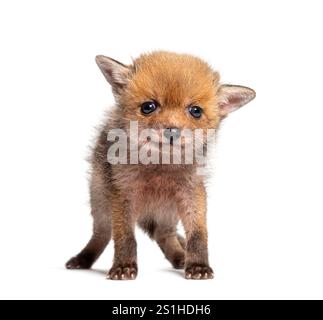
[65,255,94,270]
[107,263,138,280]
[185,264,214,280]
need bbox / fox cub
[66,51,255,280]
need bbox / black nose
[164,128,181,144]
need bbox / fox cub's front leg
[179,183,214,280]
[107,191,138,280]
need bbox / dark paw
[65,255,94,270]
[185,264,214,280]
[107,263,138,280]
[171,253,185,269]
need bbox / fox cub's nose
[164,128,181,145]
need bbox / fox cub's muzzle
[164,128,181,145]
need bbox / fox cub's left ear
[217,85,256,116]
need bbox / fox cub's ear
[95,55,131,93]
[217,85,256,116]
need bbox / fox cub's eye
[188,106,203,119]
[141,101,158,115]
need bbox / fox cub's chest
[114,165,195,204]
[129,171,188,218]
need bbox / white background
[0,0,322,300]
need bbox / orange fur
[121,51,221,130]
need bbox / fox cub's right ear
[95,55,131,93]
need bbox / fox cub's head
[96,51,255,155]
